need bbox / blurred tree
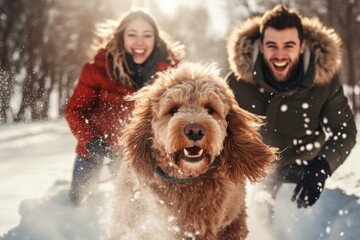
[0,0,358,123]
[147,1,229,74]
[326,0,360,114]
[0,0,132,123]
[14,0,51,121]
[0,0,24,123]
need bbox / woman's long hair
[93,9,184,86]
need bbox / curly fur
[111,62,278,240]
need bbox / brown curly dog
[111,62,277,240]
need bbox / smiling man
[226,4,356,214]
[260,27,304,84]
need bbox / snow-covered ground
[0,118,359,240]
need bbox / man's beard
[264,57,301,83]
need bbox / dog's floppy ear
[222,101,277,183]
[121,87,155,180]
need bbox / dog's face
[122,62,277,183]
[151,71,231,178]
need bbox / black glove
[291,156,331,208]
[85,137,113,161]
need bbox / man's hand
[291,157,331,208]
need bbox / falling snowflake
[305,143,313,151]
[280,104,288,112]
[302,103,309,109]
[167,216,176,222]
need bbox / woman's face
[123,18,155,64]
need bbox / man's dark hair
[260,4,304,43]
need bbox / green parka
[226,17,357,175]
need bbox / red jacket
[65,48,177,159]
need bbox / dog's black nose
[184,123,205,141]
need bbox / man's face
[260,27,305,83]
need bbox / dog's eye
[169,107,179,115]
[206,107,214,114]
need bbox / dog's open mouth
[169,146,211,177]
[173,146,206,163]
[183,146,204,163]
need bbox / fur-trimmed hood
[227,16,342,85]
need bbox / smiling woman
[63,9,184,207]
[123,18,155,64]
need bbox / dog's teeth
[197,149,203,157]
[184,148,203,158]
[184,148,190,157]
